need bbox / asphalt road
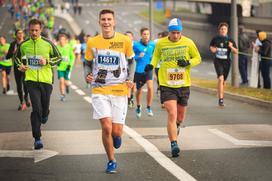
[0,2,272,181]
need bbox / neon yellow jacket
[15,36,61,84]
[151,36,201,88]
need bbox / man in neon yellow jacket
[57,34,75,101]
[15,19,61,150]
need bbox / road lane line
[72,84,197,180]
[209,129,240,145]
[75,89,86,96]
[124,126,197,181]
[209,129,272,147]
[70,85,78,90]
[83,96,92,104]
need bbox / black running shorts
[160,86,190,106]
[213,59,231,81]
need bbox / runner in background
[6,29,30,110]
[209,22,238,107]
[57,33,75,101]
[133,27,155,118]
[0,36,12,94]
[125,31,135,108]
[154,31,168,108]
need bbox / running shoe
[26,101,31,107]
[171,141,180,157]
[41,116,48,124]
[34,139,43,150]
[112,136,122,149]
[2,88,6,94]
[146,107,153,117]
[105,160,117,174]
[128,99,135,109]
[21,103,27,110]
[218,98,224,107]
[60,95,65,102]
[17,103,23,111]
[136,106,142,118]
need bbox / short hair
[99,9,114,18]
[28,19,42,28]
[218,22,229,30]
[125,31,133,36]
[140,27,149,35]
[58,33,68,39]
[0,35,6,40]
[15,29,24,35]
[160,31,168,38]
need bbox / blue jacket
[133,40,155,73]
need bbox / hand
[210,46,217,53]
[18,64,28,72]
[177,59,190,67]
[126,80,134,89]
[86,73,93,83]
[228,41,233,48]
[39,58,47,65]
[139,52,145,58]
[144,64,153,72]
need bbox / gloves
[144,64,154,72]
[66,65,71,71]
[112,66,121,78]
[177,59,190,67]
[95,69,107,84]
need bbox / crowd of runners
[0,0,271,175]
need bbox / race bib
[167,68,185,86]
[62,56,69,62]
[27,55,42,70]
[97,55,120,71]
[216,48,228,59]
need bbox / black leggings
[26,81,53,139]
[14,68,28,104]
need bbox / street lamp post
[230,0,239,87]
[149,0,154,39]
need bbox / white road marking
[75,89,86,96]
[209,129,272,147]
[70,85,78,90]
[124,126,197,181]
[83,96,92,104]
[74,85,197,181]
[0,149,58,163]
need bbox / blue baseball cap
[168,18,183,32]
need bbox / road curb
[54,6,81,35]
[191,85,272,111]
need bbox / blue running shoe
[105,160,117,174]
[171,141,180,157]
[112,136,122,149]
[146,107,153,117]
[34,139,43,150]
[60,95,65,102]
[135,106,142,118]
